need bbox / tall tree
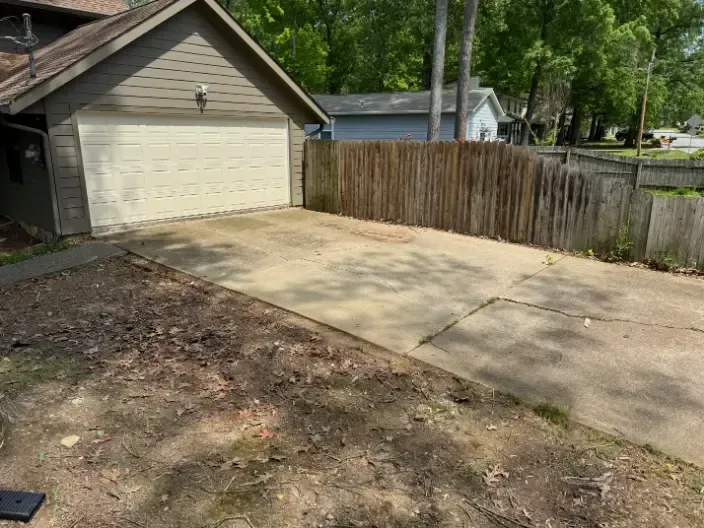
[454,0,479,139]
[428,0,449,140]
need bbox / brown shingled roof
[14,0,128,16]
[0,0,177,104]
[0,52,26,82]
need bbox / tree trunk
[624,127,636,148]
[588,114,598,141]
[556,112,567,145]
[454,0,479,139]
[421,48,433,90]
[520,68,540,145]
[569,104,582,145]
[427,0,449,141]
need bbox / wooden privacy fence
[304,140,704,269]
[306,140,632,254]
[532,146,704,189]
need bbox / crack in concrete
[404,297,500,355]
[404,255,569,355]
[498,297,704,335]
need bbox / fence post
[565,147,571,166]
[634,160,643,189]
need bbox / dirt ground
[1,256,703,528]
[0,218,38,254]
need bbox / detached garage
[0,0,328,236]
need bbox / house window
[4,142,23,184]
[321,130,332,140]
[497,123,509,136]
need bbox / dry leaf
[486,424,497,431]
[100,468,121,483]
[219,457,249,471]
[255,429,275,439]
[92,434,112,444]
[584,318,591,328]
[60,435,81,448]
[483,464,510,487]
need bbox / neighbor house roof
[2,0,127,17]
[686,114,703,127]
[0,0,329,122]
[314,89,504,117]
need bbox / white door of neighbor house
[77,113,290,228]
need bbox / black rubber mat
[0,490,45,522]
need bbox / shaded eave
[1,0,109,20]
[1,0,330,123]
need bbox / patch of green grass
[532,401,570,428]
[579,139,626,149]
[648,187,704,198]
[503,392,522,406]
[457,465,480,484]
[418,334,434,346]
[601,148,691,160]
[231,436,266,458]
[0,240,72,267]
[687,471,704,495]
[0,352,80,395]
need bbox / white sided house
[306,89,504,142]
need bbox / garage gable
[42,2,320,233]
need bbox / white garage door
[77,113,290,228]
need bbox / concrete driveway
[109,208,704,465]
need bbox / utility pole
[635,48,655,157]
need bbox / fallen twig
[323,452,367,470]
[223,475,237,492]
[118,517,148,528]
[67,516,85,528]
[121,439,142,459]
[468,500,534,528]
[206,515,256,528]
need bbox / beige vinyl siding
[44,3,317,234]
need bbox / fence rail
[305,140,704,270]
[532,146,704,189]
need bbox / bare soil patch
[0,218,39,253]
[0,256,702,528]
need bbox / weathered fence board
[645,196,704,267]
[306,140,630,255]
[533,146,704,189]
[628,190,653,261]
[306,140,704,270]
[305,140,339,213]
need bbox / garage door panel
[78,113,289,228]
[145,143,172,162]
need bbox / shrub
[690,148,704,160]
[607,225,633,262]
